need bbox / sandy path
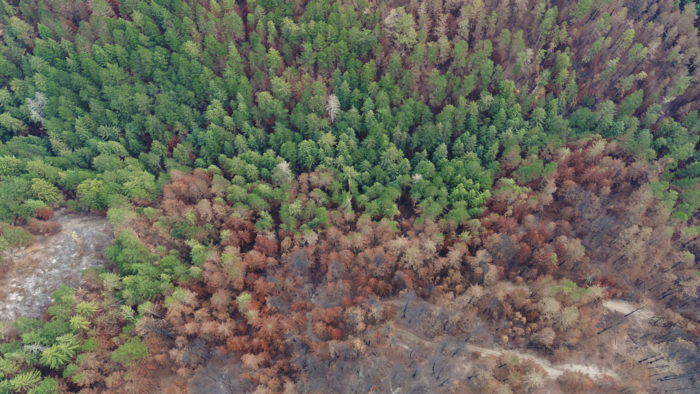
[464,343,618,379]
[387,322,619,381]
[603,299,654,321]
[463,298,661,380]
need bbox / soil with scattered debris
[0,209,113,322]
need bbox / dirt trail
[0,209,113,322]
[453,299,659,380]
[465,343,617,379]
[603,299,654,321]
[387,321,619,381]
[459,299,663,381]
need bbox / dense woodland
[0,0,698,392]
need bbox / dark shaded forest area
[0,0,698,392]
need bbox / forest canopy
[0,0,698,392]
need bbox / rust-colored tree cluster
[37,140,696,392]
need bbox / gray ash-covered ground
[0,209,113,322]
